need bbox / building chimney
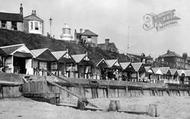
[20,3,23,15]
[105,38,110,45]
[32,10,36,15]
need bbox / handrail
[42,69,83,88]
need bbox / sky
[0,0,190,58]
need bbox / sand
[0,96,190,119]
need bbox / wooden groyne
[21,75,190,105]
[0,72,189,101]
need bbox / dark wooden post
[147,104,159,117]
[108,100,121,111]
[106,85,110,98]
[125,86,128,97]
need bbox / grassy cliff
[0,29,129,64]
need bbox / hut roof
[31,48,48,58]
[185,70,190,77]
[96,58,107,67]
[0,44,24,55]
[159,67,171,75]
[0,44,33,58]
[105,59,120,68]
[72,53,88,63]
[184,70,190,77]
[120,62,131,70]
[31,48,56,61]
[170,69,178,75]
[145,66,153,73]
[151,67,162,74]
[52,50,74,63]
[177,70,185,76]
[52,50,67,60]
[131,62,143,72]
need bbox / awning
[13,51,33,58]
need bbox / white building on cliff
[24,10,44,35]
[60,23,73,41]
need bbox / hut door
[13,57,26,74]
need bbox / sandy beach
[0,96,190,119]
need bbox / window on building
[51,62,57,70]
[1,20,6,28]
[30,22,33,30]
[35,22,39,30]
[12,21,17,30]
[32,60,38,69]
[39,62,47,70]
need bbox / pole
[127,26,130,50]
[49,17,52,36]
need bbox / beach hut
[169,69,179,84]
[51,50,75,77]
[31,48,57,76]
[177,70,185,84]
[159,67,171,83]
[183,70,190,84]
[96,58,122,80]
[144,66,153,82]
[71,52,93,79]
[96,58,109,80]
[0,44,33,74]
[151,67,163,83]
[120,62,133,81]
[131,62,145,82]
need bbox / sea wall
[21,76,190,103]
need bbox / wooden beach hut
[169,69,179,84]
[131,62,145,82]
[96,58,122,80]
[159,67,171,83]
[144,66,153,82]
[0,44,33,74]
[71,52,94,79]
[183,70,190,84]
[51,49,75,77]
[177,70,185,84]
[120,62,133,81]
[151,67,162,83]
[96,58,108,80]
[31,48,57,76]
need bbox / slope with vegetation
[0,29,129,65]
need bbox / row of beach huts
[0,44,189,85]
